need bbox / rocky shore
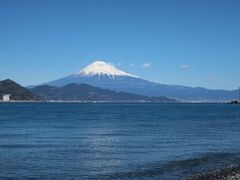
[188,166,240,180]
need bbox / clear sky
[0,0,239,90]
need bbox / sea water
[0,103,239,179]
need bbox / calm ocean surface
[0,103,240,179]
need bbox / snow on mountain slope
[76,61,138,78]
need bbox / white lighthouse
[3,94,11,102]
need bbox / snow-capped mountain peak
[76,61,137,78]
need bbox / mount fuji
[41,61,237,101]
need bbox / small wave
[91,152,240,180]
[0,133,33,138]
[0,144,63,149]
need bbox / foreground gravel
[188,166,240,180]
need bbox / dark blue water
[0,103,240,179]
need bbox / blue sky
[0,0,239,90]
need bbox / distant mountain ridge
[42,61,238,101]
[0,79,38,101]
[30,83,175,102]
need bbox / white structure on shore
[3,94,11,102]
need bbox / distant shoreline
[0,100,232,104]
[0,100,177,104]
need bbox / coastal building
[3,94,11,102]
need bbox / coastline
[0,100,178,104]
[189,166,240,180]
[0,100,232,104]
